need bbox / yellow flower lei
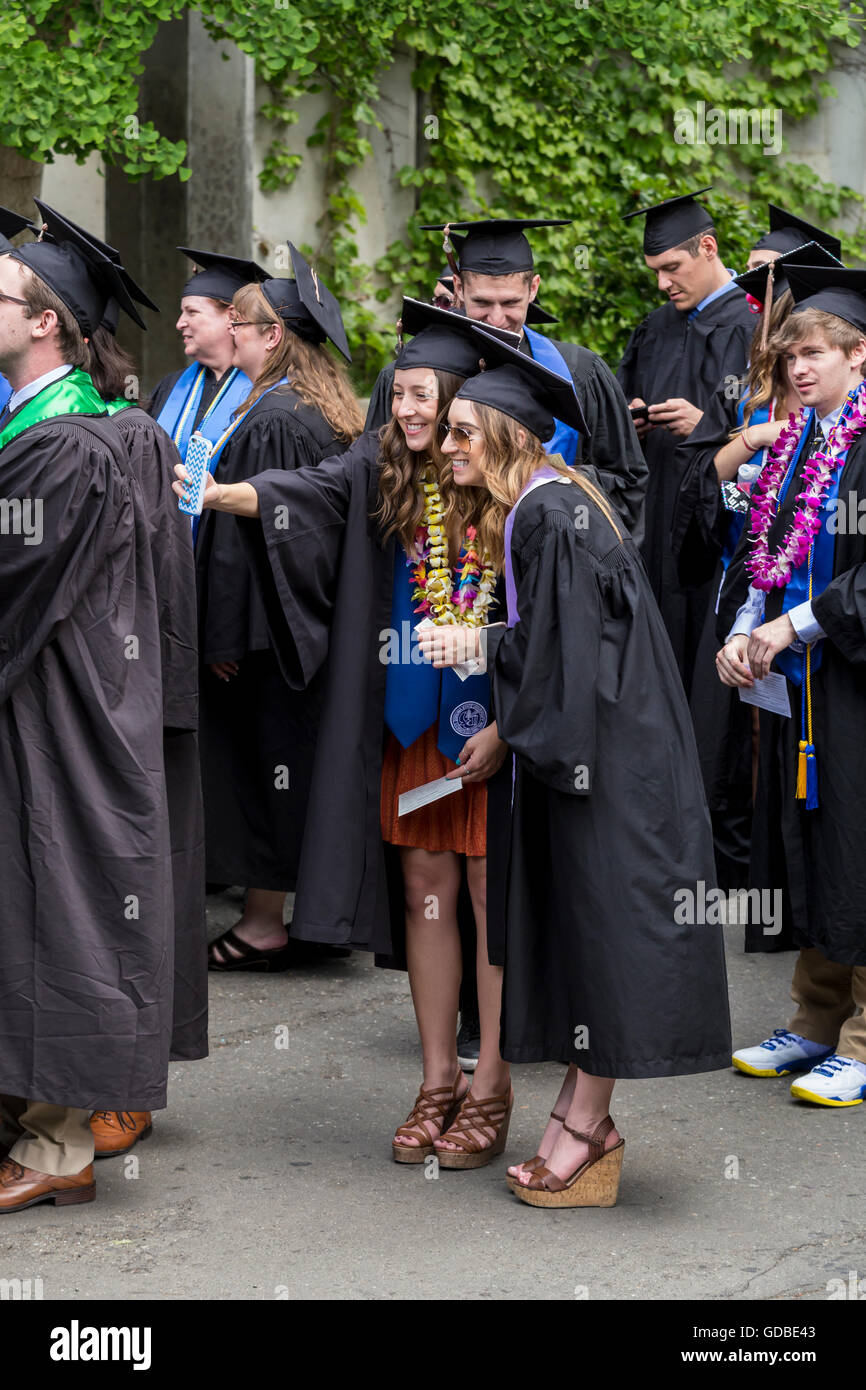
[411,465,497,627]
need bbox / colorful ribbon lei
[410,465,497,627]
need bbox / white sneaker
[732,1028,832,1077]
[790,1054,866,1107]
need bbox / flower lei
[410,465,497,626]
[746,383,866,592]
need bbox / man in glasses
[0,213,173,1212]
[366,217,648,541]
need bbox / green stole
[0,369,107,451]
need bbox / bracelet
[741,427,757,453]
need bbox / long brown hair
[738,288,794,426]
[232,283,363,442]
[375,368,468,560]
[87,324,138,401]
[467,402,622,569]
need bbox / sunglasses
[439,422,479,446]
[431,293,454,310]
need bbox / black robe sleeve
[484,510,601,794]
[364,363,395,432]
[239,432,380,689]
[557,342,648,544]
[671,383,740,590]
[812,566,866,665]
[0,424,131,703]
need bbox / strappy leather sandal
[392,1070,467,1164]
[435,1085,514,1170]
[513,1115,624,1208]
[505,1107,566,1191]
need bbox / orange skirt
[380,725,487,855]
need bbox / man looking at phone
[618,189,754,691]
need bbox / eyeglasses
[439,422,479,446]
[228,319,271,331]
[0,292,28,308]
[431,294,454,310]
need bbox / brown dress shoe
[0,1157,95,1211]
[90,1111,152,1158]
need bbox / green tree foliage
[0,0,863,383]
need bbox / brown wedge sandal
[514,1114,624,1208]
[435,1085,514,1170]
[392,1070,467,1164]
[505,1108,566,1192]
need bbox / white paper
[398,775,463,817]
[738,671,792,718]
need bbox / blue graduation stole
[156,362,251,463]
[773,408,847,687]
[383,553,491,763]
[0,375,10,418]
[721,390,771,570]
[523,325,579,466]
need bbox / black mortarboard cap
[785,265,866,336]
[260,242,351,362]
[0,205,35,254]
[11,202,145,335]
[734,240,844,306]
[455,323,588,441]
[32,199,159,328]
[753,205,842,260]
[395,298,520,377]
[623,187,714,256]
[436,268,454,288]
[419,218,571,276]
[526,299,558,325]
[179,246,268,303]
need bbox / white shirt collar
[6,364,74,416]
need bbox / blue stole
[773,408,849,685]
[0,375,10,418]
[156,362,251,463]
[383,551,491,763]
[721,390,771,570]
[523,325,579,466]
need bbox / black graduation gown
[0,414,174,1110]
[236,431,511,961]
[617,287,754,693]
[484,480,731,1075]
[365,339,649,542]
[194,388,347,890]
[718,429,866,966]
[671,384,754,892]
[110,406,208,1062]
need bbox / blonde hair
[232,283,364,441]
[739,287,794,425]
[467,402,622,569]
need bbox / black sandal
[207,927,293,972]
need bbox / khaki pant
[0,1097,93,1176]
[788,948,866,1063]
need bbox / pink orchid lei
[746,383,866,591]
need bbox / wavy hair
[231,283,364,442]
[465,402,622,569]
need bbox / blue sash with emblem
[523,325,580,466]
[383,553,490,763]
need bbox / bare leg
[436,855,510,1153]
[211,888,288,960]
[507,1065,578,1183]
[394,847,468,1150]
[517,1068,619,1186]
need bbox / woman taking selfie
[418,328,732,1208]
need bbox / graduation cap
[32,199,159,334]
[10,203,146,336]
[258,242,351,362]
[734,240,844,307]
[526,299,558,325]
[784,265,866,336]
[419,218,571,277]
[752,205,842,261]
[622,187,714,256]
[455,322,589,441]
[0,205,36,255]
[179,246,268,303]
[394,297,520,377]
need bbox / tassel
[796,739,809,799]
[760,261,774,353]
[805,747,819,810]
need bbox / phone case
[177,431,214,516]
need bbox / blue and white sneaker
[790,1054,866,1107]
[732,1029,833,1077]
